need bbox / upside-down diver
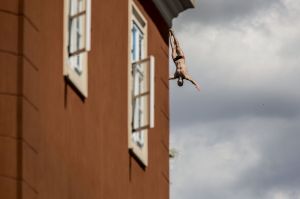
[169,29,200,91]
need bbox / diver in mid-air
[169,29,200,91]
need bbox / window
[63,0,91,97]
[128,2,155,166]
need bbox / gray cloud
[237,130,300,193]
[170,86,300,128]
[171,118,300,199]
[170,0,300,199]
[174,0,283,28]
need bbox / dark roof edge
[152,0,195,27]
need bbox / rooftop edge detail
[152,0,195,27]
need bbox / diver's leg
[169,32,178,60]
[170,30,185,57]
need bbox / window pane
[68,54,83,75]
[69,14,85,54]
[132,130,145,148]
[70,0,86,16]
[131,18,146,148]
[132,22,144,62]
[67,0,88,75]
[131,25,137,61]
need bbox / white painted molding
[152,0,195,27]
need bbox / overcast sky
[169,0,300,198]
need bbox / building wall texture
[0,0,170,199]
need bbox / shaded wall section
[0,0,40,198]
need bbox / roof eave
[152,0,195,27]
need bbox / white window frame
[63,0,91,97]
[128,1,155,167]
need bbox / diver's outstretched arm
[185,75,200,91]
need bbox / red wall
[0,0,170,198]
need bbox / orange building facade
[0,0,194,198]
